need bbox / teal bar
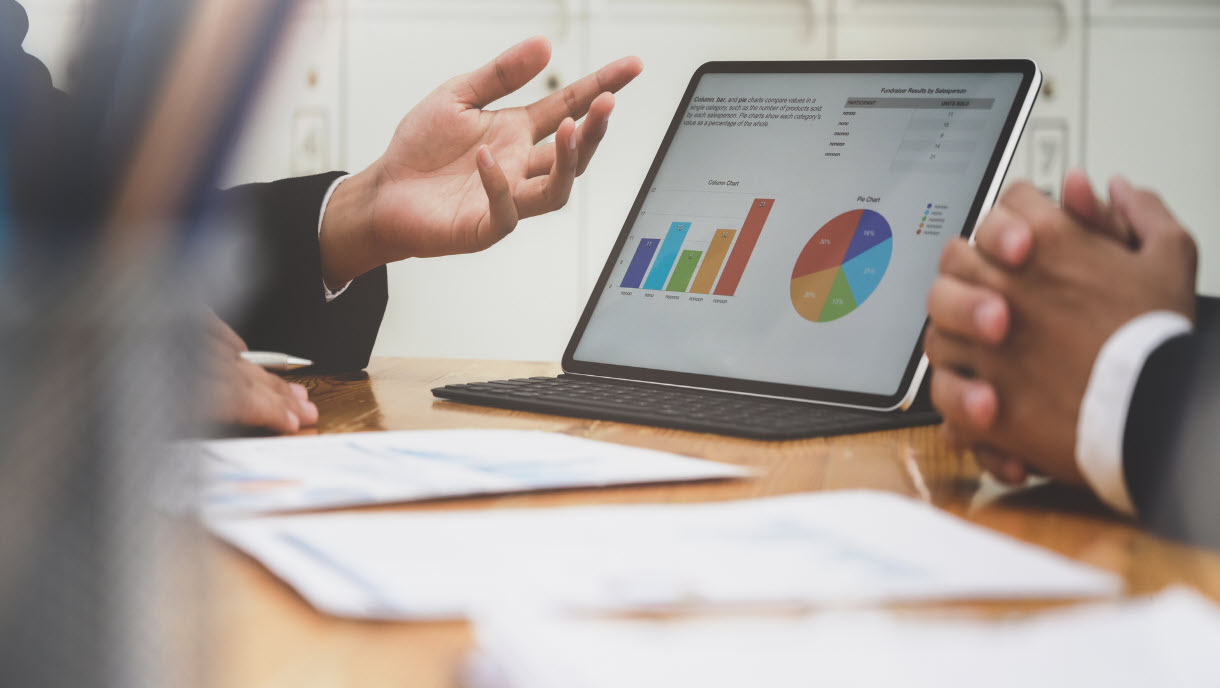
[642,221,691,290]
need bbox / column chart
[689,229,737,294]
[712,198,775,296]
[642,222,692,290]
[620,238,660,289]
[621,198,774,297]
[666,250,704,292]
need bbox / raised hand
[320,37,643,289]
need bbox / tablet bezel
[561,59,1040,411]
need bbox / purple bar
[620,238,660,289]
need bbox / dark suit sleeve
[1123,296,1220,549]
[4,0,75,225]
[4,0,387,371]
[215,173,388,372]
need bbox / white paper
[198,429,751,515]
[468,587,1220,688]
[209,490,1121,620]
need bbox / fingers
[994,180,1088,251]
[973,446,1031,485]
[997,180,1058,222]
[475,145,520,247]
[924,324,984,375]
[1061,168,1133,245]
[939,422,968,452]
[207,310,247,353]
[929,366,998,435]
[1109,176,1197,264]
[971,204,1032,270]
[574,91,614,176]
[245,382,301,434]
[941,417,1030,485]
[212,357,318,434]
[288,382,319,426]
[927,276,1009,345]
[231,368,299,433]
[525,92,616,179]
[526,144,555,179]
[526,55,642,142]
[513,117,579,218]
[452,36,552,108]
[938,238,1007,291]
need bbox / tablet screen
[569,66,1030,405]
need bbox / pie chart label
[791,209,892,322]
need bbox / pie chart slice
[791,209,892,322]
[790,267,839,322]
[840,237,892,305]
[817,268,858,322]
[791,209,860,277]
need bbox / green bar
[665,250,703,292]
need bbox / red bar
[713,198,775,296]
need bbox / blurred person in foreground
[3,0,642,434]
[924,170,1218,548]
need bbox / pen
[240,351,314,371]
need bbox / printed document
[199,429,751,514]
[468,587,1220,688]
[210,490,1120,620]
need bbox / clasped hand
[925,171,1198,486]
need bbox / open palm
[365,37,642,260]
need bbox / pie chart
[790,209,892,322]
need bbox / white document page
[199,430,751,515]
[209,490,1120,620]
[468,588,1220,688]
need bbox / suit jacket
[3,0,386,371]
[1124,295,1220,549]
[217,174,387,371]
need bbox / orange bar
[713,198,774,296]
[689,229,737,294]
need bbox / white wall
[21,0,1220,359]
[14,0,90,88]
[1085,0,1220,295]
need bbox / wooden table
[210,358,1220,687]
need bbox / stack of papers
[466,588,1220,688]
[198,429,751,514]
[209,490,1120,620]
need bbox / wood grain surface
[208,358,1220,688]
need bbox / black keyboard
[432,374,941,440]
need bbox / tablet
[564,60,1040,411]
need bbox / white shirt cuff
[318,173,353,302]
[1076,310,1193,516]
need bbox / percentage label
[820,239,832,245]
